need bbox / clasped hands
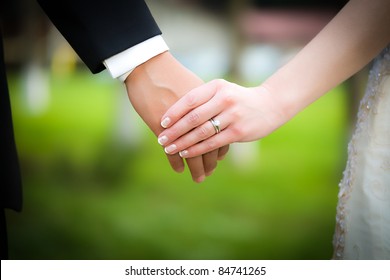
[126,51,286,182]
[158,77,287,159]
[125,51,229,183]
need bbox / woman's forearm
[156,0,390,158]
[262,0,390,121]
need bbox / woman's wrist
[256,76,298,130]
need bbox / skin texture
[125,51,229,182]
[157,0,390,159]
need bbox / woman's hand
[158,79,287,158]
[126,52,229,182]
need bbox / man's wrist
[103,35,169,82]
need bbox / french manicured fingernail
[157,135,168,145]
[161,117,171,128]
[164,144,177,154]
[179,150,189,158]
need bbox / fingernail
[157,135,168,145]
[217,155,226,160]
[179,150,189,158]
[205,169,215,176]
[164,144,177,154]
[175,166,185,173]
[161,117,171,128]
[195,175,205,183]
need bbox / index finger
[160,79,221,128]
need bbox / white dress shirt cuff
[103,35,169,82]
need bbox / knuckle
[211,79,228,92]
[221,91,236,106]
[230,125,244,138]
[230,107,242,119]
[195,125,210,138]
[186,112,201,126]
[214,78,228,88]
[205,139,218,150]
[184,91,198,107]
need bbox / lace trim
[332,45,390,259]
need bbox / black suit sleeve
[0,35,23,212]
[37,0,161,73]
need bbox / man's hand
[125,51,229,182]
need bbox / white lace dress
[333,45,390,259]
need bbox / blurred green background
[6,69,348,259]
[3,0,357,259]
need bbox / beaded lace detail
[332,45,390,259]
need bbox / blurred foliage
[6,68,348,259]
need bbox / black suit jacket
[1,0,161,211]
